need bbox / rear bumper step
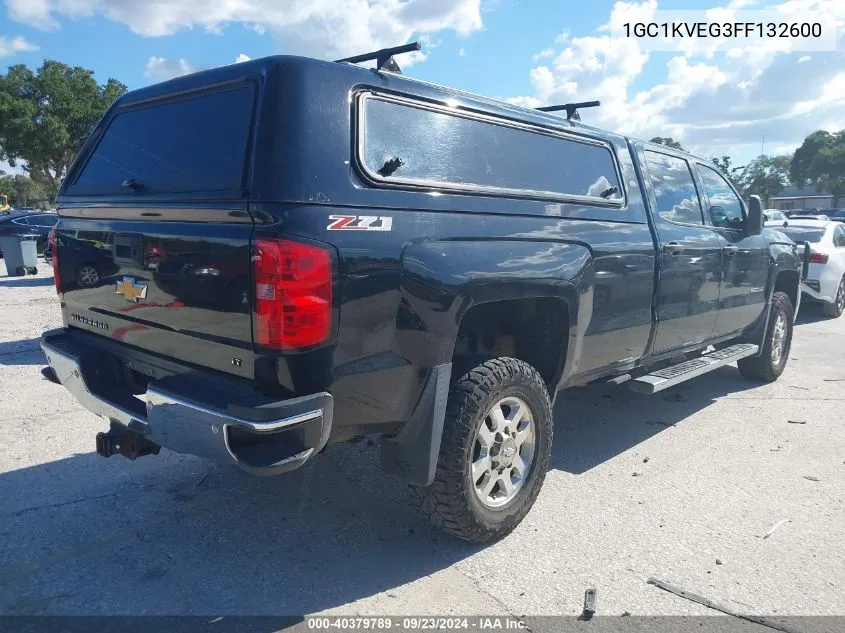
[41,328,333,476]
[629,343,758,394]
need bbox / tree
[733,155,790,205]
[711,155,734,175]
[710,154,745,187]
[0,60,126,194]
[0,173,48,207]
[790,130,845,206]
[649,136,684,150]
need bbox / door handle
[723,246,739,256]
[663,242,685,255]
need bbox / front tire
[737,291,794,382]
[410,357,553,543]
[822,276,845,318]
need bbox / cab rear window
[67,85,255,196]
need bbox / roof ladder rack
[536,100,601,121]
[335,42,421,74]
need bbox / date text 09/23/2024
[307,617,526,630]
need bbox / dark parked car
[45,233,119,288]
[0,211,58,256]
[41,46,803,542]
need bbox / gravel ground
[0,259,843,619]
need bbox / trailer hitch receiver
[96,422,161,460]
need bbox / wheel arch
[397,238,590,377]
[451,296,570,393]
[773,268,800,313]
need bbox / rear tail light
[253,238,333,349]
[809,251,829,264]
[48,226,61,294]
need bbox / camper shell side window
[355,91,626,207]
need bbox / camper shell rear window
[66,84,255,197]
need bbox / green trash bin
[0,234,39,276]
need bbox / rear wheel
[822,276,845,318]
[410,357,553,543]
[737,291,793,382]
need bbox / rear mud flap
[381,362,451,486]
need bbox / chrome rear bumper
[41,329,333,476]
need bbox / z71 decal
[327,215,393,231]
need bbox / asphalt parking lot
[1,260,843,619]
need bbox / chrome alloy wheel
[771,311,788,366]
[470,396,536,509]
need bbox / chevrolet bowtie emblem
[115,276,148,303]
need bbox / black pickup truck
[41,46,803,543]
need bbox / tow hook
[96,422,161,460]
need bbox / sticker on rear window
[327,215,392,231]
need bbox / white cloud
[6,0,58,30]
[6,0,483,61]
[144,56,195,80]
[511,0,845,161]
[459,48,465,57]
[234,53,251,63]
[791,72,845,115]
[532,48,554,62]
[0,34,39,58]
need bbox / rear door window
[644,151,704,225]
[68,85,255,196]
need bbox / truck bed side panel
[266,204,655,428]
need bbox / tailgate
[56,217,255,378]
[53,80,259,379]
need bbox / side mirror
[746,195,763,236]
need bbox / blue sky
[2,0,844,168]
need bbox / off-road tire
[737,291,794,382]
[410,357,553,543]
[822,276,845,318]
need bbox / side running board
[629,343,759,394]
